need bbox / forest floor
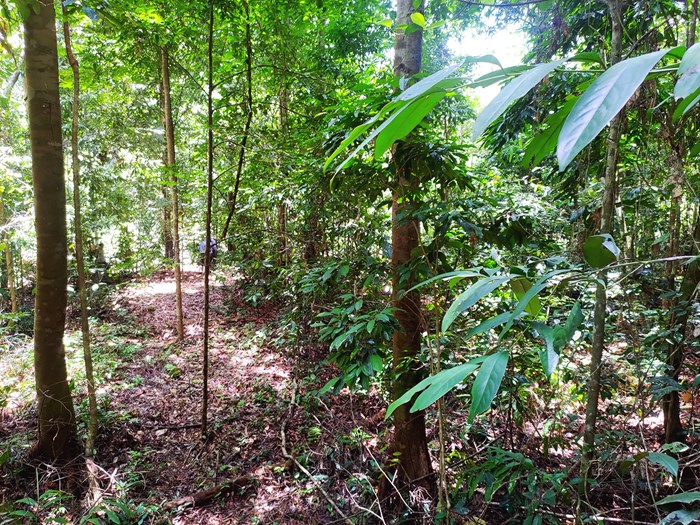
[2,269,700,524]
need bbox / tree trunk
[25,0,79,465]
[202,0,215,440]
[162,187,174,259]
[161,46,184,342]
[381,0,434,511]
[662,217,700,443]
[581,0,625,489]
[220,0,253,250]
[0,197,17,314]
[688,0,699,48]
[62,3,98,457]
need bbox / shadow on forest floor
[2,269,700,524]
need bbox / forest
[2,0,700,523]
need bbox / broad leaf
[397,62,462,101]
[582,234,619,268]
[468,65,533,89]
[657,492,700,506]
[442,275,513,332]
[473,59,565,140]
[533,302,583,377]
[673,85,700,121]
[408,269,485,292]
[510,276,541,316]
[410,360,481,412]
[374,91,446,157]
[675,43,700,100]
[657,509,700,525]
[465,311,512,340]
[522,94,578,168]
[469,351,509,422]
[646,452,679,478]
[410,12,425,28]
[558,48,672,170]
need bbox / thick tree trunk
[688,0,699,48]
[62,4,98,456]
[381,0,434,511]
[161,46,184,342]
[581,0,625,489]
[25,0,79,464]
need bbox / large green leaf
[522,94,578,168]
[557,48,672,171]
[500,269,572,338]
[534,304,583,377]
[582,234,619,268]
[469,351,509,422]
[374,91,446,158]
[657,492,700,506]
[510,276,541,316]
[657,509,700,525]
[675,43,700,100]
[472,59,565,140]
[442,274,513,332]
[467,65,533,89]
[465,311,512,340]
[646,452,679,478]
[396,62,462,101]
[386,358,484,418]
[410,360,481,412]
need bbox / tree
[24,0,80,465]
[382,0,435,507]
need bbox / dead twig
[164,476,255,510]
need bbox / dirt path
[94,269,383,524]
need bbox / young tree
[24,0,80,464]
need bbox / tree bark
[381,0,434,511]
[25,0,79,464]
[0,197,17,314]
[161,46,184,342]
[581,0,625,490]
[202,0,215,440]
[62,2,98,457]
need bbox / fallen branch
[165,476,254,510]
[280,381,352,525]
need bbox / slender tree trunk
[202,0,215,440]
[581,0,625,490]
[662,207,698,444]
[62,4,98,456]
[25,0,79,465]
[161,46,184,342]
[380,0,434,512]
[220,0,253,249]
[688,0,699,48]
[162,187,174,259]
[0,197,17,314]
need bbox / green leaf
[473,59,565,140]
[465,311,512,340]
[369,353,383,372]
[412,0,421,8]
[557,48,672,170]
[374,91,446,158]
[646,452,679,477]
[689,139,700,157]
[378,19,393,27]
[510,276,541,316]
[397,62,462,102]
[675,43,700,100]
[319,376,341,395]
[522,94,578,168]
[657,509,700,525]
[657,491,700,506]
[410,12,425,28]
[469,351,509,422]
[410,360,481,412]
[533,322,559,377]
[582,234,619,268]
[673,85,700,121]
[442,274,513,332]
[468,65,533,89]
[569,52,604,65]
[464,54,502,68]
